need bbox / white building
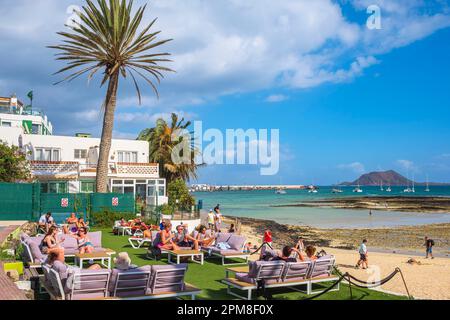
[0,94,167,206]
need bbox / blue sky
[1,0,450,184]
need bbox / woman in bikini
[73,227,95,254]
[63,213,79,234]
[195,225,215,248]
[40,226,65,262]
[157,222,179,251]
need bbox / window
[35,148,60,161]
[118,151,138,163]
[32,124,40,134]
[40,182,67,194]
[74,149,88,159]
[147,179,166,197]
[1,121,12,127]
[111,179,135,195]
[80,181,95,193]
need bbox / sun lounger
[222,256,339,300]
[41,262,110,300]
[41,262,201,300]
[202,233,250,265]
[128,236,153,249]
[21,232,115,267]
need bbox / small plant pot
[3,262,24,276]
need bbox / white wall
[19,134,149,164]
[0,126,23,145]
[0,113,52,133]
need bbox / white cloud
[266,94,289,103]
[0,0,449,136]
[338,162,366,174]
[396,159,419,172]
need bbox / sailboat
[403,171,413,193]
[275,178,287,194]
[425,175,430,192]
[386,182,392,192]
[380,181,384,191]
[353,182,363,193]
[332,183,343,193]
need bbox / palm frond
[50,0,173,101]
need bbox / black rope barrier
[250,242,273,256]
[302,273,348,300]
[332,266,412,299]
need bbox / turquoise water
[195,186,450,229]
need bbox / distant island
[340,170,450,186]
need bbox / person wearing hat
[207,209,215,230]
[113,252,137,270]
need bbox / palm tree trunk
[96,72,120,193]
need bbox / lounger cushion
[27,236,44,246]
[215,232,232,244]
[209,248,242,255]
[89,232,102,248]
[52,261,70,280]
[28,241,45,263]
[283,261,310,280]
[150,264,187,294]
[66,269,110,299]
[227,235,246,251]
[235,273,282,285]
[63,248,79,255]
[310,259,333,278]
[20,233,29,242]
[248,260,285,278]
[109,266,152,297]
[57,235,78,250]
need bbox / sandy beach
[223,216,450,300]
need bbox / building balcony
[30,161,160,180]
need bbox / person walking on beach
[214,206,222,233]
[207,209,215,230]
[424,236,434,259]
[356,239,369,269]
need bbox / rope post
[346,273,353,300]
[396,268,412,300]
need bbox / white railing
[31,161,159,179]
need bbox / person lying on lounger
[40,226,65,263]
[71,227,95,254]
[174,224,200,250]
[195,225,215,248]
[63,213,80,234]
[157,222,179,251]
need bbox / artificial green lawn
[98,228,407,300]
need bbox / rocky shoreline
[224,215,450,257]
[272,196,450,213]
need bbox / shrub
[167,179,195,211]
[90,210,136,228]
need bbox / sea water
[195,186,450,229]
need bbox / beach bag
[430,239,435,246]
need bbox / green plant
[167,179,195,211]
[0,141,31,182]
[90,209,136,228]
[138,113,203,183]
[49,0,173,192]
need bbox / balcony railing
[30,161,159,179]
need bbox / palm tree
[49,0,173,192]
[138,113,202,183]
